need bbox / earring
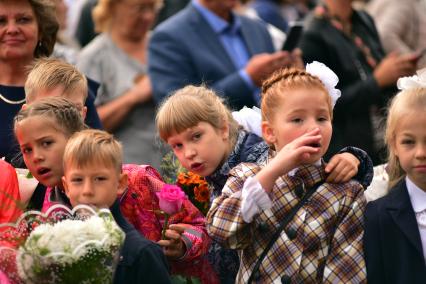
[38,41,42,48]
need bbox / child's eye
[41,140,53,147]
[291,118,303,123]
[317,117,328,122]
[172,143,182,150]
[0,17,6,25]
[71,178,83,183]
[401,139,414,145]
[95,176,107,182]
[21,147,32,154]
[193,133,202,141]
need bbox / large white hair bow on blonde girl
[397,68,426,90]
[306,61,341,108]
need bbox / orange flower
[194,183,210,203]
[177,172,189,186]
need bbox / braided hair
[14,97,86,137]
[261,67,332,123]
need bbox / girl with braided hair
[206,62,367,283]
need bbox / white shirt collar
[406,177,426,213]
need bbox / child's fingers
[290,135,322,150]
[157,239,173,248]
[168,223,188,234]
[326,161,346,183]
[163,229,182,241]
[325,158,338,173]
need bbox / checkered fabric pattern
[207,159,366,283]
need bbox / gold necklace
[0,92,25,104]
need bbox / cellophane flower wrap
[0,204,125,284]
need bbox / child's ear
[62,176,70,198]
[21,103,28,110]
[221,120,230,140]
[261,121,276,144]
[81,106,87,120]
[117,172,128,195]
[390,139,399,158]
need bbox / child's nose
[415,145,426,159]
[32,148,44,163]
[82,181,94,196]
[184,147,196,159]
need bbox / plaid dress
[207,157,366,283]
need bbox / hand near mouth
[256,129,322,193]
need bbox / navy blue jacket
[364,179,426,283]
[111,201,171,284]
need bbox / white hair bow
[305,61,341,108]
[397,68,426,90]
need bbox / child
[13,58,92,211]
[156,85,372,282]
[206,63,367,283]
[24,57,89,119]
[14,97,212,282]
[364,75,426,283]
[61,129,171,283]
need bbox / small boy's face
[62,162,127,209]
[33,86,87,119]
[263,88,332,164]
[166,121,230,177]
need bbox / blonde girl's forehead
[16,115,68,136]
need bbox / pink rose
[156,184,186,215]
[0,270,11,284]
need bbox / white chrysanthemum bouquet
[0,205,125,284]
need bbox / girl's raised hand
[257,129,322,192]
[325,152,360,183]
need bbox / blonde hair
[14,97,85,137]
[156,85,240,145]
[261,68,332,123]
[385,88,426,188]
[25,58,88,104]
[93,0,163,32]
[63,129,123,174]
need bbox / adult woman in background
[77,0,163,167]
[298,0,417,165]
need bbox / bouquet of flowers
[161,152,211,216]
[0,205,125,284]
[176,172,210,216]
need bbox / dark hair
[25,0,59,57]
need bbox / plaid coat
[207,158,366,283]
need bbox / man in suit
[148,0,302,110]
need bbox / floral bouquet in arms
[0,205,125,284]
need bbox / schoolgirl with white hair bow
[364,69,426,283]
[207,61,367,283]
